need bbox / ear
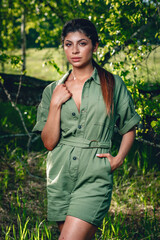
[93,42,99,52]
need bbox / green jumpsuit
[33,68,140,226]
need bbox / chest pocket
[89,88,108,126]
[60,98,78,135]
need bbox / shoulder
[113,74,132,104]
[113,74,126,89]
[113,74,129,93]
[42,71,71,98]
[43,81,56,97]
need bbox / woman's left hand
[96,153,124,172]
[96,128,136,172]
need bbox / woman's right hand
[50,84,72,108]
[41,84,72,151]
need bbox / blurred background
[0,0,160,239]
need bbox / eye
[65,43,72,47]
[79,42,87,46]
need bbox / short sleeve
[32,82,55,133]
[114,75,141,135]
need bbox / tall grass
[0,145,159,240]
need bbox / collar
[91,67,100,85]
[56,70,72,85]
[57,67,100,85]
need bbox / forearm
[41,104,61,151]
[116,127,136,167]
[41,84,72,151]
[97,127,136,171]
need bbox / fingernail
[96,154,100,157]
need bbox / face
[63,31,98,68]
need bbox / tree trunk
[1,62,5,72]
[21,8,26,73]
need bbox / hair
[61,18,115,114]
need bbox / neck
[72,64,94,82]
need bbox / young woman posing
[33,19,140,240]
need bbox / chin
[71,61,92,68]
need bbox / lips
[71,57,81,62]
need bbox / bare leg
[57,221,65,232]
[58,216,98,240]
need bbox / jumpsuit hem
[47,214,102,227]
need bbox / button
[78,125,82,129]
[73,156,77,160]
[72,112,76,116]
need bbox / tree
[0,0,160,141]
[0,0,38,72]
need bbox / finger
[63,85,72,95]
[96,153,110,158]
[66,90,72,97]
[62,92,72,102]
[67,89,72,96]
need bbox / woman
[33,19,140,240]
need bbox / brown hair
[92,59,115,114]
[62,19,115,114]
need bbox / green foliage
[1,0,159,90]
[0,102,36,134]
[0,0,159,50]
[0,0,38,50]
[0,52,22,69]
[44,59,64,75]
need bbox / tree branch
[99,19,155,66]
[0,78,32,152]
[136,137,160,149]
[45,1,65,23]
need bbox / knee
[58,235,68,240]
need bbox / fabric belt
[59,136,111,149]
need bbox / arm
[41,84,72,151]
[97,127,136,171]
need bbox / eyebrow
[64,39,88,43]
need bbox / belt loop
[89,139,99,148]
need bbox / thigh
[57,221,65,232]
[58,216,98,240]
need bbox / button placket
[72,112,76,117]
[78,125,82,129]
[76,81,89,137]
[69,148,81,180]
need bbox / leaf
[44,59,64,75]
[151,121,157,129]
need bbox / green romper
[33,68,140,227]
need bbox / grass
[0,48,68,81]
[0,46,160,82]
[104,45,160,84]
[0,143,159,240]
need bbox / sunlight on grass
[104,45,160,83]
[0,48,68,81]
[1,46,160,82]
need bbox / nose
[72,44,79,54]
